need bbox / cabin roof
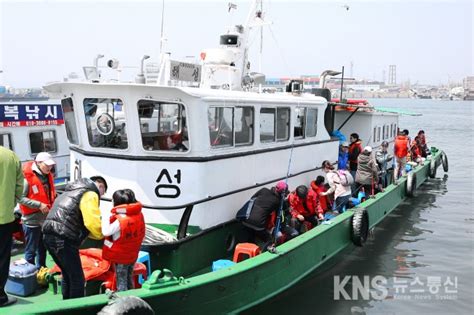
[44,82,327,105]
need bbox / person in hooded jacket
[321,160,352,213]
[355,146,380,196]
[102,189,145,291]
[42,176,107,300]
[289,185,323,233]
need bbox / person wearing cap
[42,175,107,300]
[18,152,57,268]
[240,181,297,249]
[375,141,393,189]
[288,185,322,233]
[321,160,352,213]
[355,146,380,196]
[338,142,350,170]
[0,146,24,307]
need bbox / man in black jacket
[42,176,107,300]
[241,181,298,248]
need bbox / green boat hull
[3,149,445,315]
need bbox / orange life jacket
[102,203,146,265]
[394,135,409,158]
[19,161,56,215]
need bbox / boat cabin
[45,82,339,233]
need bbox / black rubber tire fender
[351,208,369,247]
[441,151,448,172]
[429,157,437,178]
[406,172,417,197]
[97,296,155,315]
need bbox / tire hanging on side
[351,208,369,247]
[441,151,448,172]
[98,296,155,315]
[429,157,437,178]
[406,172,417,197]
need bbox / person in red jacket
[310,176,331,214]
[289,185,323,233]
[18,152,56,268]
[394,130,410,183]
[102,189,145,291]
[348,133,363,186]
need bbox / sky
[0,0,472,88]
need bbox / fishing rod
[271,142,295,247]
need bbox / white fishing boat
[43,1,400,232]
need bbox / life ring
[98,295,154,315]
[351,208,369,247]
[441,151,448,172]
[429,158,437,178]
[406,172,417,197]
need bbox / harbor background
[245,98,474,315]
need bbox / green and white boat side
[4,149,447,315]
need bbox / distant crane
[342,4,350,11]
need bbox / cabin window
[390,124,393,138]
[276,108,290,141]
[260,108,275,142]
[29,130,57,154]
[385,124,389,139]
[305,108,318,137]
[377,126,381,142]
[235,107,254,146]
[393,123,397,137]
[138,100,188,151]
[0,133,13,150]
[208,107,233,147]
[373,127,377,143]
[294,107,306,139]
[382,125,386,140]
[61,98,79,145]
[83,98,128,149]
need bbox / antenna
[159,0,165,56]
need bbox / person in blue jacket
[338,142,350,170]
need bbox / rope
[142,225,177,246]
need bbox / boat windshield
[83,98,128,149]
[138,100,188,152]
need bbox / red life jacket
[310,181,329,213]
[19,161,56,215]
[348,141,362,163]
[102,202,146,265]
[394,135,409,158]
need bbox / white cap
[364,146,372,153]
[341,141,350,147]
[35,152,56,166]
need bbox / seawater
[245,99,474,315]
